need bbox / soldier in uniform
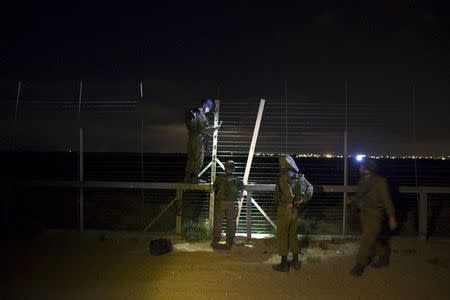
[272,154,314,272]
[211,160,244,250]
[347,158,398,276]
[184,98,221,183]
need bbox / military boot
[289,253,301,270]
[272,256,289,272]
[210,239,221,250]
[371,255,390,268]
[191,173,206,184]
[350,264,365,277]
[224,237,234,250]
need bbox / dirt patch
[393,248,417,256]
[2,231,450,300]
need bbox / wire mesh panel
[217,96,346,234]
[0,81,22,150]
[84,188,142,230]
[298,193,344,235]
[180,191,210,224]
[85,153,142,181]
[427,194,450,237]
[218,96,346,155]
[9,81,81,152]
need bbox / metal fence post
[78,82,84,232]
[343,130,348,235]
[246,191,252,240]
[236,99,265,226]
[176,187,183,234]
[418,191,428,240]
[209,100,220,226]
[343,81,349,235]
[79,127,84,232]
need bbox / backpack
[149,238,173,256]
[292,172,309,200]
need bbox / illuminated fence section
[218,97,343,235]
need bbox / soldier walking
[347,158,398,276]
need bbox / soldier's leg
[184,136,195,182]
[191,137,205,183]
[374,238,386,257]
[356,215,381,266]
[275,206,290,256]
[351,214,382,276]
[372,237,391,268]
[198,142,205,172]
[212,206,225,249]
[225,204,237,248]
[288,211,299,254]
[273,206,290,272]
[289,212,301,270]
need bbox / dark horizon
[1,1,449,154]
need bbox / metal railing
[27,179,450,240]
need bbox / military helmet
[278,154,299,172]
[201,98,214,110]
[224,160,235,169]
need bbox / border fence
[1,80,450,239]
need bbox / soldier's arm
[213,177,220,194]
[237,179,244,199]
[202,122,222,135]
[304,178,314,202]
[349,180,364,205]
[191,113,204,134]
[379,179,395,217]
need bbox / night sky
[1,1,449,154]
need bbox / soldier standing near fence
[347,158,398,276]
[183,98,221,183]
[272,154,314,272]
[211,160,244,250]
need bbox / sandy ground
[2,230,450,300]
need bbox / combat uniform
[352,173,395,267]
[274,170,313,258]
[185,109,210,182]
[273,155,313,271]
[212,172,244,249]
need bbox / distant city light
[253,152,450,160]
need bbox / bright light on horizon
[356,154,366,162]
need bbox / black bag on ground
[149,238,173,256]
